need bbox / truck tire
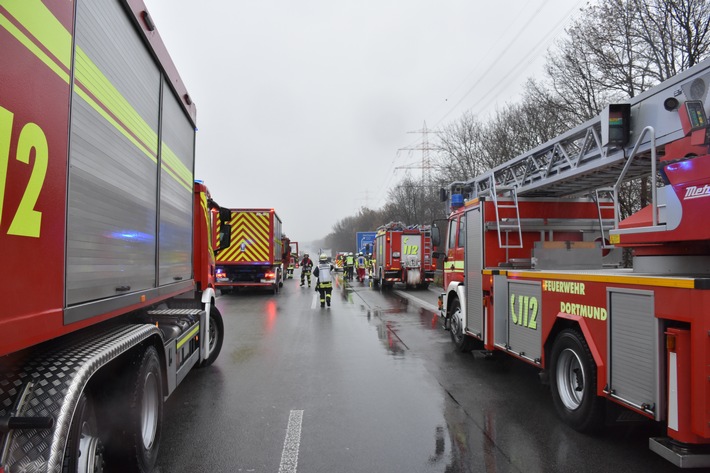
[63,392,105,473]
[550,329,605,433]
[372,269,380,287]
[449,299,475,352]
[199,305,224,368]
[110,345,163,472]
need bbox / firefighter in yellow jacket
[313,254,335,307]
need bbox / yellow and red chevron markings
[217,211,271,263]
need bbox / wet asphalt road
[155,274,681,473]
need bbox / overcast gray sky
[144,0,585,243]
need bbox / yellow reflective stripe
[220,212,270,262]
[74,47,157,156]
[507,270,696,289]
[451,260,464,270]
[0,1,71,82]
[200,190,213,254]
[177,324,200,349]
[161,144,193,190]
[2,0,192,192]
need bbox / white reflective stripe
[668,352,679,431]
[278,410,304,473]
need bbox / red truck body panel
[0,0,202,357]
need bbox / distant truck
[371,222,435,289]
[0,2,228,471]
[214,208,285,294]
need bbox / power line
[396,121,437,184]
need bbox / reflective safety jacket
[356,256,365,268]
[345,255,354,266]
[313,263,334,283]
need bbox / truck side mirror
[219,208,232,224]
[431,226,440,247]
[432,251,447,262]
[218,225,231,252]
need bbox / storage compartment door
[465,207,484,338]
[67,0,160,305]
[158,77,195,285]
[608,289,661,419]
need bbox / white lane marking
[278,410,304,473]
[311,293,318,309]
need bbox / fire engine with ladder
[433,56,710,467]
[0,1,230,471]
[372,222,435,289]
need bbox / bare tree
[633,0,710,81]
[381,173,446,225]
[433,112,487,183]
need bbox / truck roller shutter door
[465,208,484,339]
[66,0,160,305]
[158,77,195,285]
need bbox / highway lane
[155,274,679,472]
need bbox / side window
[448,219,457,250]
[458,216,466,248]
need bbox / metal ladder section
[488,178,523,248]
[460,57,710,239]
[470,57,710,200]
[594,188,617,247]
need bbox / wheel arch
[444,282,466,319]
[545,314,605,392]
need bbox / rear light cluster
[264,271,276,280]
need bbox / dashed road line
[278,410,304,473]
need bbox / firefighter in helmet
[313,254,335,307]
[300,253,313,287]
[356,252,366,282]
[345,252,355,281]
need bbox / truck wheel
[199,305,224,367]
[550,329,605,432]
[372,269,380,287]
[63,392,105,473]
[450,299,475,352]
[113,345,163,472]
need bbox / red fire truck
[434,57,710,467]
[372,222,435,289]
[214,208,285,294]
[0,1,229,471]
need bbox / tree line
[322,0,710,252]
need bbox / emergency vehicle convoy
[0,1,230,471]
[372,222,435,289]
[214,208,285,294]
[433,57,710,467]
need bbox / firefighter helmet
[319,254,327,262]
